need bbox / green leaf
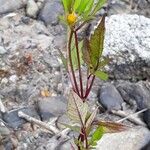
[89,16,105,70]
[82,0,94,18]
[89,126,104,146]
[62,0,72,13]
[92,0,106,15]
[82,38,92,67]
[71,39,84,70]
[67,90,88,124]
[82,16,106,72]
[76,0,89,15]
[94,70,108,81]
[73,0,81,10]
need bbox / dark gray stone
[117,81,150,110]
[3,107,39,129]
[98,83,124,110]
[38,0,63,25]
[141,140,150,150]
[143,109,150,129]
[37,96,67,121]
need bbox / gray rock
[0,0,27,15]
[98,83,124,110]
[16,84,34,102]
[37,96,67,121]
[143,109,150,129]
[43,55,61,69]
[103,15,150,80]
[38,0,63,25]
[26,0,39,18]
[141,140,150,150]
[117,81,150,110]
[3,107,39,129]
[104,14,150,60]
[36,137,73,150]
[0,46,7,55]
[96,126,150,150]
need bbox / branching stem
[74,31,84,98]
[68,30,80,96]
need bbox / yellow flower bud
[67,12,77,25]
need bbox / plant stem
[84,75,95,99]
[68,30,80,96]
[84,128,88,149]
[75,21,86,31]
[74,31,84,98]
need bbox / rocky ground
[0,0,150,150]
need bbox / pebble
[26,0,39,18]
[38,0,63,25]
[37,96,67,121]
[3,107,39,129]
[98,83,124,110]
[0,46,7,55]
[1,78,8,84]
[9,75,18,83]
[117,81,150,110]
[0,121,10,136]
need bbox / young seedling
[59,0,127,149]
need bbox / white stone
[0,46,7,55]
[104,14,150,63]
[9,75,18,83]
[1,78,8,84]
[37,2,43,9]
[96,127,150,150]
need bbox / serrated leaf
[94,70,108,81]
[89,16,105,70]
[82,16,106,73]
[71,38,84,70]
[82,38,92,67]
[86,108,98,128]
[89,126,104,146]
[67,90,88,124]
[93,121,128,133]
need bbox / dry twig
[111,108,148,126]
[18,111,70,139]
